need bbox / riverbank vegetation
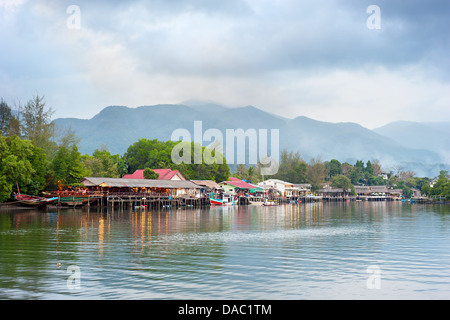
[1,95,449,202]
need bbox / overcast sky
[1,0,449,128]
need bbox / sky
[0,0,449,129]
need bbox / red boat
[14,193,58,208]
[210,193,238,206]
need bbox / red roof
[122,170,145,179]
[223,177,256,189]
[122,169,185,180]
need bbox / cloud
[0,0,449,128]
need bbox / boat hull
[262,201,278,206]
[15,195,58,207]
[210,198,237,206]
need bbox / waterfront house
[258,179,301,198]
[387,189,403,199]
[219,177,258,195]
[354,186,389,196]
[80,177,200,197]
[293,184,312,196]
[191,180,222,193]
[412,188,421,198]
[319,187,347,198]
[122,169,186,181]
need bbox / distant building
[258,179,301,198]
[354,186,388,196]
[122,169,186,181]
[319,187,346,197]
[80,177,200,196]
[387,189,403,199]
[191,180,222,193]
[219,177,259,195]
[412,188,422,198]
[293,184,312,196]
[378,173,389,180]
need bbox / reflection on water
[1,202,449,299]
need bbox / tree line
[0,95,230,202]
[232,150,450,199]
[1,95,449,202]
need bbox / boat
[249,199,264,205]
[263,200,278,206]
[14,193,58,208]
[210,193,238,206]
[57,196,101,207]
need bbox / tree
[50,144,87,187]
[399,170,416,181]
[0,99,12,136]
[330,175,355,196]
[21,95,56,154]
[326,159,342,179]
[0,136,47,201]
[246,165,262,183]
[82,148,123,178]
[397,180,413,198]
[350,160,365,184]
[341,162,353,178]
[56,126,81,150]
[427,170,450,199]
[234,164,248,179]
[272,149,307,183]
[124,139,176,173]
[365,160,374,175]
[124,138,230,182]
[143,168,159,180]
[307,157,328,192]
[372,159,382,176]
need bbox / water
[1,202,449,299]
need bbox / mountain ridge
[53,103,449,177]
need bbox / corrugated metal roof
[221,177,257,189]
[191,180,222,189]
[81,177,200,189]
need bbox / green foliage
[0,99,12,136]
[397,180,413,198]
[330,175,353,194]
[82,148,125,178]
[423,170,450,200]
[326,159,342,178]
[273,150,308,184]
[125,139,176,173]
[21,95,56,155]
[307,157,328,192]
[233,164,262,183]
[49,144,87,187]
[143,168,159,180]
[0,136,47,201]
[124,139,230,182]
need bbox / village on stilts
[13,167,429,211]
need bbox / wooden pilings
[103,194,210,210]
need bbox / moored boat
[262,200,278,206]
[14,193,58,208]
[210,193,237,206]
[57,196,101,207]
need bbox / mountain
[374,121,450,164]
[53,104,448,177]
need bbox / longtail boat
[14,193,58,208]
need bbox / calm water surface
[1,202,449,299]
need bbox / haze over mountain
[374,121,450,164]
[53,103,449,177]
